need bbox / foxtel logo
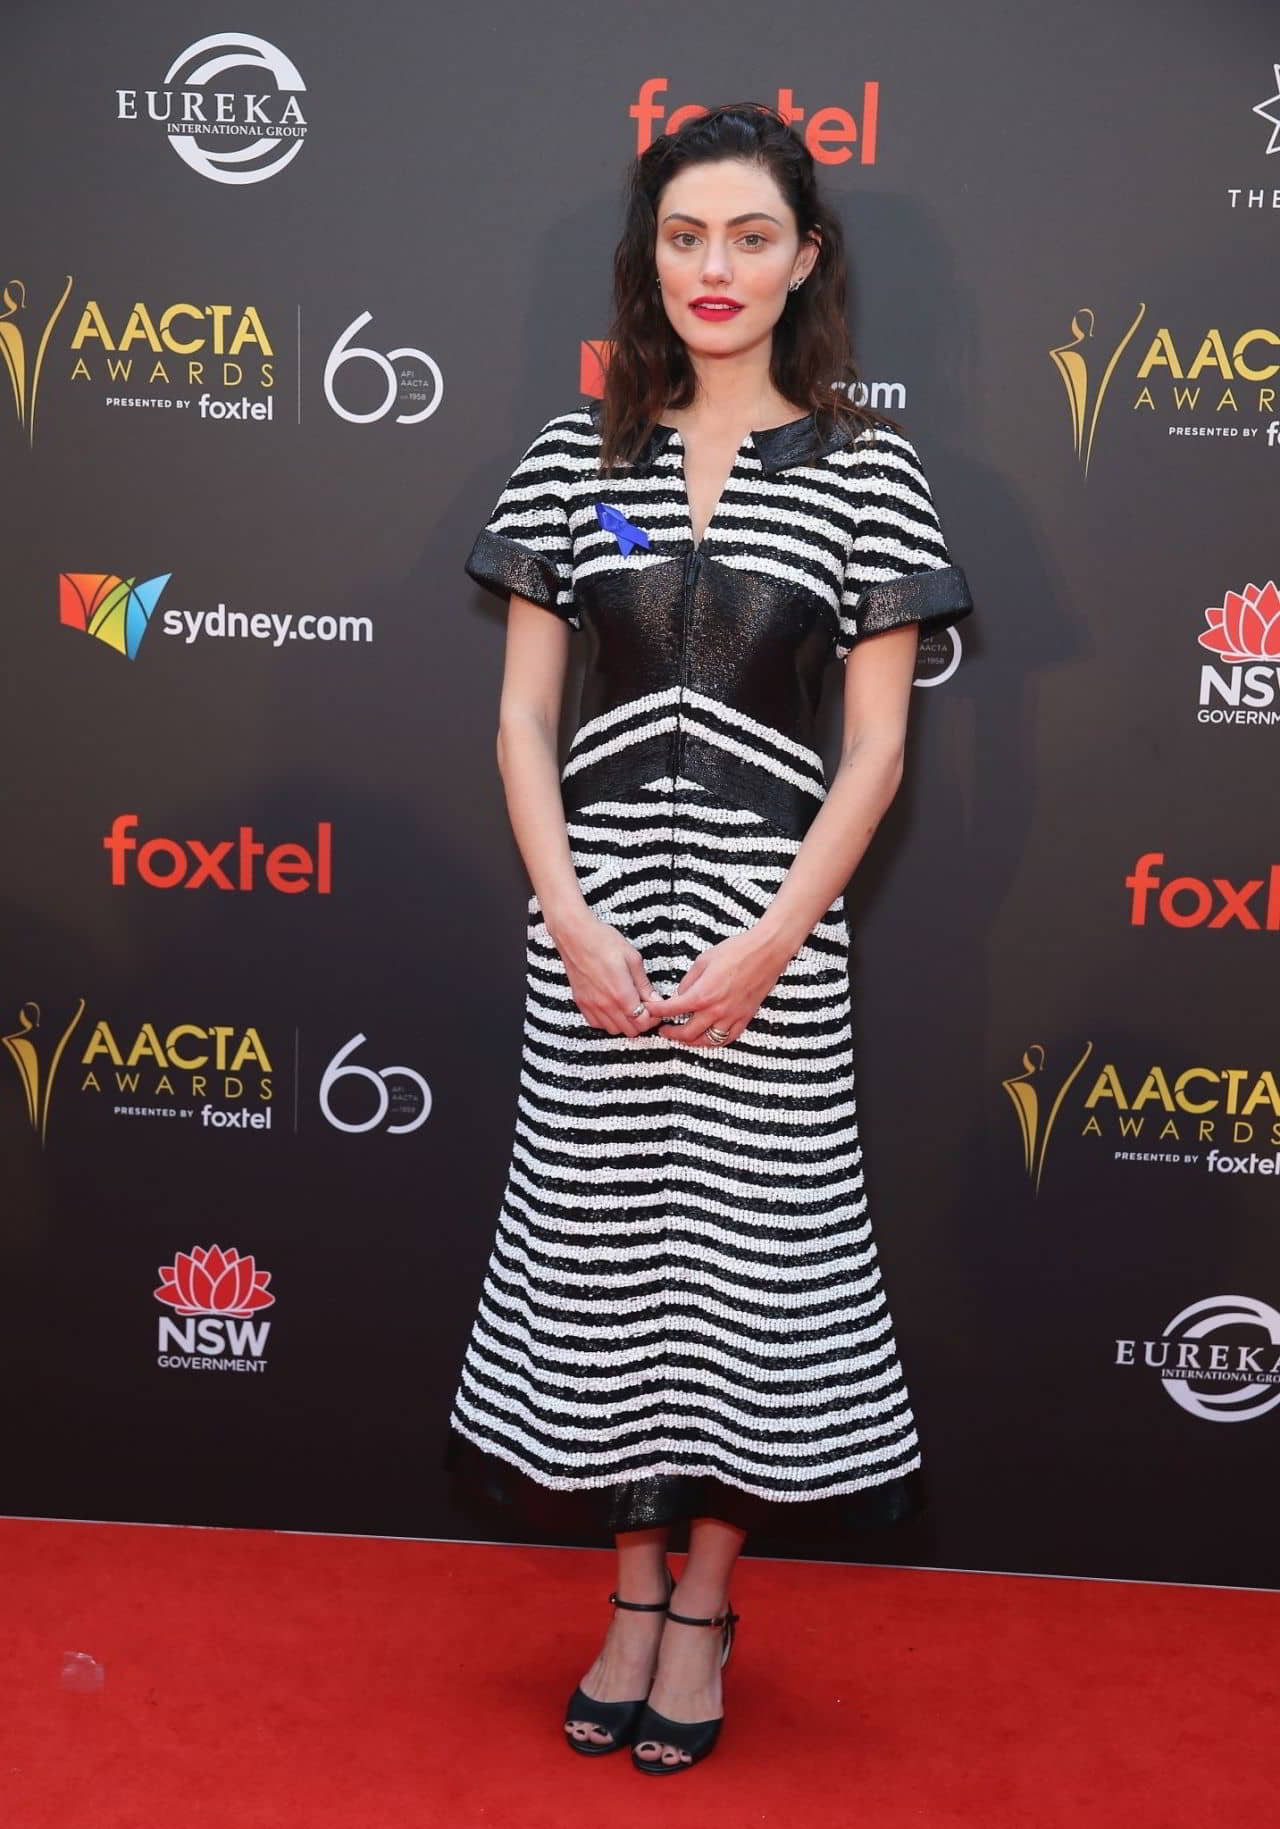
[628,79,878,163]
[104,814,332,892]
[1126,852,1280,929]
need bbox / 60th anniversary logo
[3,996,431,1142]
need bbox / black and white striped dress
[443,399,973,1541]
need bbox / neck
[677,339,792,431]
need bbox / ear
[798,229,821,284]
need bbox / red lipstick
[689,297,744,321]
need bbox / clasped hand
[557,909,790,1047]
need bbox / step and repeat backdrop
[2,5,1277,1588]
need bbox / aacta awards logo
[1115,1295,1280,1422]
[1195,580,1280,727]
[3,275,281,445]
[155,1244,275,1373]
[1002,1039,1280,1191]
[3,997,273,1143]
[1049,300,1280,476]
[104,814,333,892]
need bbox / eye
[740,233,768,248]
[671,232,700,248]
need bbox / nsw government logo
[155,1243,275,1373]
[1196,580,1280,727]
[1115,1294,1280,1422]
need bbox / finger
[626,958,662,1027]
[688,1016,742,1048]
[649,957,708,1012]
[612,970,658,1036]
[647,988,697,1014]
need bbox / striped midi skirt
[443,772,925,1541]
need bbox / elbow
[875,751,906,818]
[496,709,556,779]
[839,734,906,803]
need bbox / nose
[699,237,733,285]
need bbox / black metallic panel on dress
[749,408,859,473]
[688,555,833,739]
[559,729,678,819]
[575,561,686,724]
[464,527,565,610]
[677,737,825,841]
[442,1424,926,1540]
[856,561,974,637]
[564,554,830,840]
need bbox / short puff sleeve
[835,430,973,661]
[464,416,580,629]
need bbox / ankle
[669,1579,730,1619]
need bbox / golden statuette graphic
[1002,1040,1094,1194]
[0,275,73,447]
[3,998,86,1145]
[1049,304,1146,478]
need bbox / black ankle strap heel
[562,1560,676,1758]
[630,1598,740,1774]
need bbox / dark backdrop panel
[2,0,1277,1587]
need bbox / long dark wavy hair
[598,101,902,472]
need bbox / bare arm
[494,594,588,929]
[751,620,920,962]
[495,594,660,1036]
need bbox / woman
[444,101,973,1775]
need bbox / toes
[565,1720,614,1745]
[635,1739,687,1766]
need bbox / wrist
[544,894,594,944]
[750,906,809,968]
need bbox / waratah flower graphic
[1198,581,1280,663]
[154,1244,275,1316]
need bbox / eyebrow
[660,211,784,228]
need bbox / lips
[689,299,744,321]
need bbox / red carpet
[2,1517,1275,1827]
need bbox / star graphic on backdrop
[1252,64,1280,153]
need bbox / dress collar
[584,396,857,473]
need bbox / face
[653,156,818,355]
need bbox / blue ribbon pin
[595,502,651,557]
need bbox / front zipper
[666,545,702,1001]
[673,545,702,785]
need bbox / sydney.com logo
[58,572,372,660]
